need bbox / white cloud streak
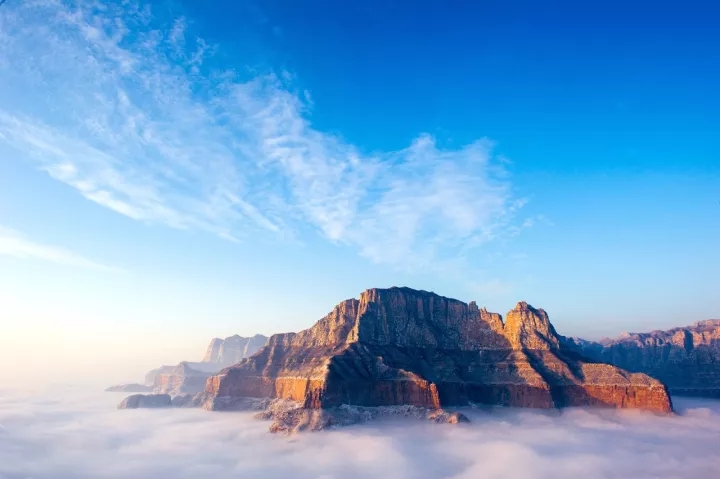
[0,0,527,268]
[0,226,122,273]
[1,387,719,478]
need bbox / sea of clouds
[1,385,719,479]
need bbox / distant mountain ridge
[564,319,720,398]
[106,334,269,394]
[203,334,269,368]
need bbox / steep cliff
[205,287,672,413]
[564,319,720,398]
[203,334,269,367]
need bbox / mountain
[203,334,269,368]
[151,362,214,395]
[108,334,269,394]
[564,319,720,398]
[203,287,672,413]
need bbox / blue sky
[0,0,718,379]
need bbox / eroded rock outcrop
[205,287,673,414]
[564,319,720,398]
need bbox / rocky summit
[204,287,673,413]
[564,319,720,398]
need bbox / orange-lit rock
[205,287,673,413]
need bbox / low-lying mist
[1,386,719,479]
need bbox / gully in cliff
[119,287,674,433]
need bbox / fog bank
[1,387,719,479]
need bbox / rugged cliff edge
[204,287,672,413]
[564,319,720,398]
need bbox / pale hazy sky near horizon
[0,0,718,383]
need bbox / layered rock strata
[205,287,673,413]
[565,319,720,398]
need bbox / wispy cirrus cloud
[0,0,528,269]
[0,226,122,273]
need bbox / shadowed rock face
[205,287,672,413]
[564,319,720,398]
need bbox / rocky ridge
[202,287,672,415]
[564,319,720,398]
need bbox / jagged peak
[514,301,530,310]
[513,301,546,312]
[503,301,559,350]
